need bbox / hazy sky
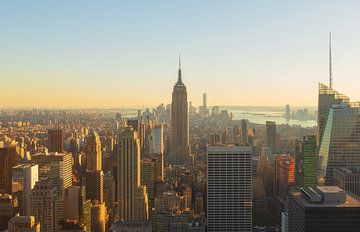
[1,1,360,108]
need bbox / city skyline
[1,1,360,107]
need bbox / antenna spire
[177,53,183,84]
[329,31,333,89]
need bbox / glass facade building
[317,83,349,146]
[295,135,317,188]
[317,102,360,185]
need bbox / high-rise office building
[207,145,252,232]
[117,127,149,221]
[85,170,104,203]
[317,83,349,145]
[285,104,291,120]
[266,121,276,154]
[274,154,295,201]
[29,179,58,232]
[241,119,248,144]
[91,201,107,232]
[47,128,64,153]
[85,130,102,171]
[288,186,360,231]
[317,101,360,185]
[31,152,72,228]
[64,186,92,232]
[295,135,317,188]
[153,124,164,156]
[334,167,360,198]
[170,57,190,165]
[8,215,40,232]
[0,146,20,194]
[141,158,155,208]
[203,91,207,111]
[11,163,38,216]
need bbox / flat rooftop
[207,145,252,154]
[291,191,360,208]
[317,186,345,194]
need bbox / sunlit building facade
[317,102,360,185]
[317,83,349,145]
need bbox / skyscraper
[85,170,104,203]
[203,91,207,111]
[11,163,38,216]
[64,186,92,232]
[91,201,107,232]
[207,145,252,231]
[29,179,58,232]
[0,146,20,194]
[85,130,102,171]
[47,128,64,153]
[241,119,248,144]
[31,152,72,228]
[266,121,276,154]
[295,135,317,188]
[285,104,291,120]
[317,102,360,185]
[274,154,295,201]
[117,127,149,221]
[170,57,190,165]
[153,123,164,156]
[274,154,295,219]
[288,186,360,232]
[317,83,349,145]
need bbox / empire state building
[170,57,190,165]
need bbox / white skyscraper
[12,164,38,216]
[207,145,252,232]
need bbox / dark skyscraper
[288,186,360,232]
[170,57,190,165]
[0,146,19,194]
[241,119,248,144]
[266,121,276,153]
[48,128,64,153]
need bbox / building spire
[329,31,333,89]
[177,53,183,84]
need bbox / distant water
[221,106,317,127]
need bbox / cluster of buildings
[1,56,360,232]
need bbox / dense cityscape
[1,49,360,231]
[2,2,360,232]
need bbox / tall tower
[203,91,207,110]
[85,130,102,171]
[117,127,149,221]
[266,121,277,154]
[0,146,20,194]
[170,56,190,165]
[207,145,252,231]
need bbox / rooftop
[291,188,360,208]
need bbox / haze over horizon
[1,1,360,108]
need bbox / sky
[1,1,360,108]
